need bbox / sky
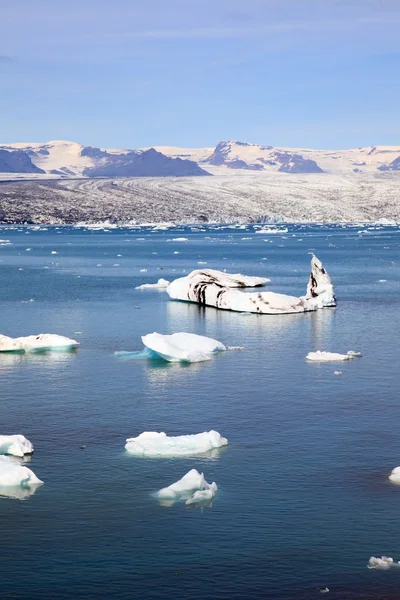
[1,0,400,149]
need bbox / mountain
[0,149,45,174]
[151,141,400,175]
[2,139,400,179]
[83,148,209,177]
[0,141,210,178]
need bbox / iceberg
[368,556,400,570]
[125,430,228,457]
[0,435,34,457]
[306,351,361,362]
[0,456,43,490]
[185,482,218,505]
[388,466,400,483]
[155,468,217,505]
[0,335,24,353]
[141,332,226,363]
[0,333,79,353]
[167,257,335,315]
[135,278,170,290]
[305,255,336,308]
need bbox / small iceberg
[167,256,335,315]
[125,430,228,457]
[141,332,226,363]
[135,278,170,290]
[0,333,79,354]
[155,468,217,505]
[0,435,34,457]
[0,456,43,491]
[306,351,361,362]
[368,556,400,570]
[388,466,400,483]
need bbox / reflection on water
[309,307,335,349]
[0,350,77,374]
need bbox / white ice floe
[0,435,34,457]
[0,333,79,353]
[135,278,170,290]
[125,430,228,457]
[368,556,400,570]
[167,256,335,315]
[155,469,217,505]
[0,456,43,489]
[306,351,361,362]
[388,466,400,483]
[141,332,226,363]
[171,237,188,242]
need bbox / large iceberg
[306,350,361,362]
[0,456,43,490]
[141,332,226,363]
[125,430,228,457]
[0,333,79,353]
[167,257,335,315]
[155,468,218,505]
[0,435,34,457]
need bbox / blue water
[0,224,400,599]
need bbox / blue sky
[1,0,400,149]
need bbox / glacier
[306,351,361,362]
[167,256,335,315]
[0,435,34,457]
[0,333,79,353]
[125,430,228,457]
[155,468,218,505]
[0,456,43,490]
[141,332,226,363]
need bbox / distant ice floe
[0,456,43,496]
[0,435,33,457]
[368,556,400,570]
[135,278,170,290]
[155,469,217,505]
[167,256,335,315]
[0,334,79,354]
[255,227,288,234]
[125,430,228,457]
[141,332,226,363]
[306,351,361,362]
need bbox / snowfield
[1,170,400,223]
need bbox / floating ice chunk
[0,435,34,457]
[305,255,336,308]
[368,556,400,569]
[155,469,217,504]
[125,430,228,457]
[185,482,218,505]
[306,351,361,362]
[135,278,170,290]
[141,332,226,363]
[171,237,188,242]
[167,257,334,315]
[14,334,79,353]
[388,466,400,483]
[51,251,58,255]
[0,335,24,353]
[0,456,43,489]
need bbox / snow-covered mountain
[152,141,400,175]
[2,139,400,179]
[0,141,210,178]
